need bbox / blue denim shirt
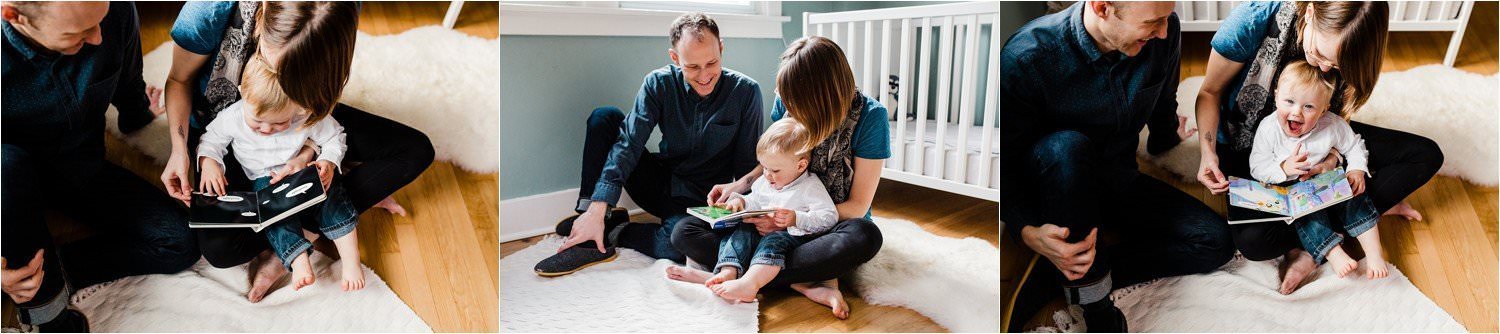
[1000,2,1183,192]
[591,65,764,206]
[2,2,154,186]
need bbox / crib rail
[805,2,1000,201]
[1176,1,1475,66]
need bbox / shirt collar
[2,21,44,61]
[1067,3,1118,65]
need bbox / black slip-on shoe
[1080,299,1127,333]
[38,309,89,333]
[534,245,619,277]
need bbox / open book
[189,166,326,232]
[686,206,776,229]
[1227,167,1355,224]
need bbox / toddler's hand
[1281,143,1311,179]
[269,157,310,184]
[719,197,746,212]
[313,160,336,191]
[1347,170,1367,196]
[770,208,796,228]
[198,157,228,196]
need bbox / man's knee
[2,144,37,181]
[1182,214,1235,271]
[1031,131,1090,173]
[586,107,624,131]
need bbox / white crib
[804,2,1001,201]
[1177,1,1476,67]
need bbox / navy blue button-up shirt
[3,2,155,186]
[592,65,763,206]
[1000,2,1183,193]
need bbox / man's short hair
[668,12,719,48]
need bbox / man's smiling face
[670,31,723,98]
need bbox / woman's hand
[162,150,195,203]
[1347,170,1367,196]
[1,250,46,304]
[1020,224,1097,281]
[198,157,228,196]
[1197,151,1231,194]
[743,209,793,235]
[313,160,336,191]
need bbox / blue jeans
[1292,195,1379,264]
[715,224,808,275]
[254,175,359,270]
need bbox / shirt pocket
[698,119,740,154]
[79,69,121,117]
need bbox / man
[3,2,199,331]
[1000,2,1234,332]
[534,12,763,275]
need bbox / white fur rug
[1139,65,1498,186]
[106,26,498,173]
[499,217,1000,332]
[70,253,431,332]
[1031,255,1465,332]
[499,236,760,333]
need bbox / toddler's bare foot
[704,267,738,287]
[376,196,408,216]
[341,260,365,291]
[1326,246,1358,278]
[665,265,712,284]
[291,253,315,290]
[1278,249,1317,295]
[791,279,850,319]
[1383,201,1422,221]
[247,250,289,303]
[711,278,759,303]
[1357,226,1389,279]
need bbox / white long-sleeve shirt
[1249,114,1368,184]
[197,100,347,180]
[733,171,839,236]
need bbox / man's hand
[1,250,46,304]
[1347,170,1368,196]
[162,150,195,203]
[198,157,228,196]
[313,160,336,191]
[558,202,609,253]
[147,85,165,116]
[1020,224,1097,281]
[1281,143,1312,179]
[1177,115,1198,141]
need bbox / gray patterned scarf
[197,1,259,124]
[806,93,866,204]
[1226,1,1300,151]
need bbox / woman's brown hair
[1295,1,1388,118]
[255,1,359,126]
[777,36,856,147]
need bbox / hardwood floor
[131,2,501,332]
[1006,2,1499,332]
[500,180,1000,332]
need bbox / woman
[1193,1,1443,294]
[162,2,434,302]
[669,36,887,319]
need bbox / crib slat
[914,16,934,175]
[1417,1,1430,21]
[955,14,981,184]
[977,13,1001,189]
[865,20,877,98]
[879,19,893,120]
[1394,1,1407,21]
[816,22,824,37]
[1439,1,1453,21]
[933,15,955,180]
[847,22,858,72]
[1178,1,1193,22]
[895,18,913,171]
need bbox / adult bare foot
[1383,201,1422,221]
[1278,249,1317,295]
[790,279,850,319]
[247,250,289,303]
[664,265,712,284]
[375,196,408,217]
[1325,246,1358,278]
[710,278,759,303]
[291,253,315,290]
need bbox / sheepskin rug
[70,253,431,332]
[499,217,1000,332]
[106,26,498,173]
[1139,65,1498,186]
[1030,255,1465,332]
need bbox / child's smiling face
[758,151,807,191]
[1274,83,1333,138]
[243,103,304,136]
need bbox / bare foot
[665,265,713,284]
[375,196,408,217]
[1326,246,1358,278]
[711,278,759,303]
[291,253,315,290]
[1383,201,1422,221]
[341,260,365,291]
[790,279,850,319]
[704,267,738,287]
[333,229,364,291]
[247,250,289,303]
[1278,249,1317,295]
[1356,226,1389,279]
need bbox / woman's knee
[1232,226,1286,262]
[834,218,884,263]
[1410,134,1445,172]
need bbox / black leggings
[194,104,435,268]
[1227,122,1444,261]
[671,217,883,287]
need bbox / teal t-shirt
[770,93,891,219]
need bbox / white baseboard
[499,188,643,243]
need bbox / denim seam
[1309,232,1344,265]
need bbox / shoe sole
[534,251,620,277]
